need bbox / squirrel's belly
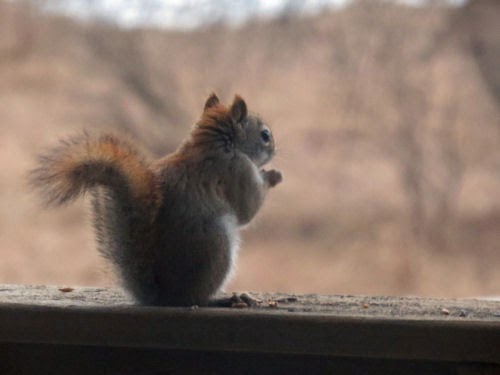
[219,213,240,290]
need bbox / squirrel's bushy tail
[31,132,162,304]
[30,132,157,207]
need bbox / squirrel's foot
[235,292,262,307]
[208,293,262,308]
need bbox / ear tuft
[204,93,220,111]
[230,95,248,123]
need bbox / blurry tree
[82,23,190,154]
[85,27,180,118]
[319,0,469,253]
[381,8,467,253]
[458,0,500,107]
[0,1,35,62]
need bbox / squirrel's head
[200,93,275,167]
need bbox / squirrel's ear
[204,93,220,111]
[230,95,248,123]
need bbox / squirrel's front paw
[262,169,282,188]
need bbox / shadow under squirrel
[30,94,282,306]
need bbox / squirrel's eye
[260,129,271,143]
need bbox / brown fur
[30,94,282,306]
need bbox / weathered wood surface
[1,284,499,320]
[0,285,500,363]
[0,284,499,366]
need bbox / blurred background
[0,0,498,297]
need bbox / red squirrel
[30,94,282,306]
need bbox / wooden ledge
[0,284,499,374]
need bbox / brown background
[0,0,499,297]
